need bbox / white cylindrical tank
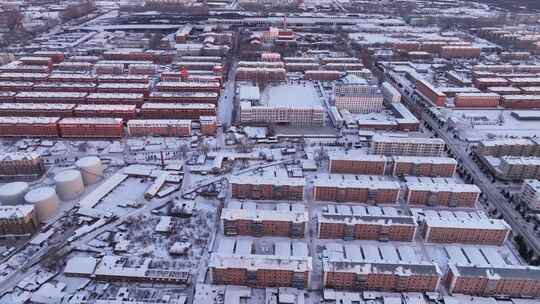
[75,156,103,185]
[0,182,29,205]
[24,187,60,222]
[54,170,84,201]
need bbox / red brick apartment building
[0,206,39,235]
[318,205,417,241]
[230,173,305,201]
[0,117,60,137]
[323,243,441,292]
[155,81,221,93]
[473,77,509,90]
[221,202,307,238]
[210,238,311,289]
[19,56,53,69]
[74,104,137,120]
[96,83,150,97]
[405,182,481,207]
[127,119,192,137]
[422,217,510,245]
[97,75,150,84]
[313,174,400,204]
[86,93,144,106]
[14,92,87,104]
[47,73,96,83]
[0,103,75,117]
[328,154,387,175]
[200,116,218,136]
[140,103,216,120]
[0,81,34,92]
[0,152,46,177]
[148,92,219,104]
[235,67,287,82]
[32,82,97,93]
[440,46,481,59]
[371,135,446,157]
[33,51,65,63]
[446,264,540,297]
[305,70,342,81]
[454,93,501,108]
[502,95,540,108]
[58,118,124,138]
[415,79,446,106]
[391,156,457,177]
[0,73,48,82]
[476,138,539,157]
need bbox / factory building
[318,205,417,241]
[221,201,307,238]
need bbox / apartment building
[405,182,481,207]
[499,156,540,180]
[476,138,539,157]
[0,152,46,177]
[230,171,305,201]
[420,212,510,245]
[0,117,61,137]
[0,205,39,235]
[127,119,192,137]
[323,243,441,292]
[313,174,400,204]
[415,78,446,106]
[391,156,457,177]
[454,93,501,108]
[221,201,307,238]
[328,152,387,175]
[210,238,311,288]
[318,205,417,241]
[371,135,446,157]
[200,115,218,136]
[58,118,124,138]
[520,179,540,210]
[445,246,540,297]
[440,46,481,59]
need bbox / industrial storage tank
[0,182,29,205]
[54,170,84,201]
[24,187,60,221]
[75,156,103,185]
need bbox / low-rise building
[521,179,540,210]
[0,205,39,235]
[313,174,400,204]
[328,152,387,175]
[0,152,45,177]
[476,138,539,157]
[210,238,311,288]
[221,201,307,238]
[391,156,457,177]
[405,182,481,207]
[230,170,305,201]
[371,135,446,157]
[499,156,540,180]
[318,205,417,241]
[323,243,441,292]
[418,210,510,245]
[127,119,192,137]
